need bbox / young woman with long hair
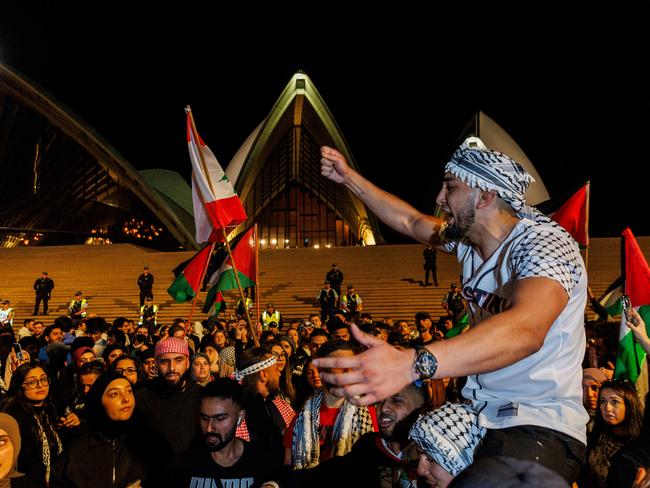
[1,362,79,487]
[583,379,643,487]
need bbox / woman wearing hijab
[0,413,22,486]
[53,371,159,487]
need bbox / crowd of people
[0,296,491,487]
[1,139,650,487]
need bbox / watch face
[415,350,437,379]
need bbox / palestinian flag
[551,182,589,247]
[597,277,624,318]
[186,108,247,243]
[614,228,650,383]
[208,291,227,316]
[204,227,256,312]
[167,244,214,303]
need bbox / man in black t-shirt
[167,378,282,488]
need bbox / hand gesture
[313,323,415,406]
[9,349,30,373]
[59,412,80,428]
[320,146,351,184]
[626,308,649,344]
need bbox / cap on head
[267,303,274,308]
[154,337,190,358]
[298,321,314,331]
[75,291,82,296]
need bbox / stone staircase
[0,236,648,330]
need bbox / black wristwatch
[413,346,438,380]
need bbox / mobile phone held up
[12,343,24,361]
[622,294,639,326]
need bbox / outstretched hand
[320,146,350,184]
[626,308,649,345]
[313,323,416,406]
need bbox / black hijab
[84,371,133,439]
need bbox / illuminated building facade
[0,63,197,250]
[226,72,383,248]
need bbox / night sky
[2,4,649,242]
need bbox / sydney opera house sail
[225,72,383,248]
[0,63,197,250]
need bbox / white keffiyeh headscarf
[234,355,277,382]
[408,402,485,477]
[445,138,541,221]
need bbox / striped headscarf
[408,402,486,477]
[234,355,277,382]
[445,138,538,220]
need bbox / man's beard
[267,382,281,398]
[444,196,476,240]
[204,423,237,452]
[382,410,420,445]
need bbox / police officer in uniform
[33,271,55,316]
[137,266,154,306]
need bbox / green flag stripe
[167,274,195,303]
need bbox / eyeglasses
[272,351,287,359]
[115,367,138,375]
[23,376,49,390]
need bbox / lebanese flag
[204,227,256,311]
[614,228,650,383]
[167,244,213,303]
[187,109,247,243]
[551,182,589,247]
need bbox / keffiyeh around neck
[291,389,375,469]
[445,139,537,219]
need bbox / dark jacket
[134,376,202,457]
[52,429,149,488]
[3,405,62,488]
[34,277,55,296]
[285,432,418,488]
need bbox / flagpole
[186,106,259,347]
[255,223,261,332]
[187,241,217,326]
[585,181,590,273]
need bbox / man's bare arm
[321,146,444,246]
[314,277,569,405]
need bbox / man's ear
[476,190,497,209]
